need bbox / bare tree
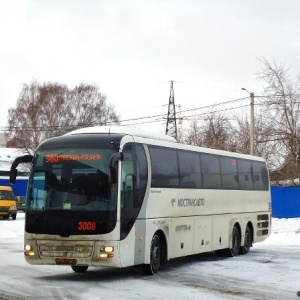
[183,111,236,151]
[258,58,300,183]
[6,81,119,151]
[231,109,274,158]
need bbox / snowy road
[0,213,299,300]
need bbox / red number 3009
[78,221,96,231]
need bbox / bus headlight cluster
[24,244,35,256]
[99,246,114,258]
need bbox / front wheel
[142,234,161,275]
[71,266,88,273]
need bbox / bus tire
[71,266,88,273]
[240,225,252,255]
[225,226,241,257]
[12,214,17,220]
[142,234,161,275]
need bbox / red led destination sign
[45,153,102,163]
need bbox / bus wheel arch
[142,230,167,275]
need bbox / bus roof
[0,186,13,191]
[65,126,177,143]
[64,126,264,162]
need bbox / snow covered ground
[0,214,299,300]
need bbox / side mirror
[10,154,33,184]
[10,168,18,184]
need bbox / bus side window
[220,157,239,190]
[201,153,221,189]
[149,146,179,187]
[252,161,269,191]
[178,150,202,188]
[237,159,253,190]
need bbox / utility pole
[242,88,255,156]
[166,80,178,140]
[177,104,183,143]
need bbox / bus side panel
[169,217,194,259]
[119,226,136,268]
[192,216,212,254]
[212,215,231,250]
[134,219,146,265]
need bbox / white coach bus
[10,126,271,275]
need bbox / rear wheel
[12,214,17,220]
[240,225,252,254]
[143,234,161,275]
[71,266,88,273]
[225,226,241,257]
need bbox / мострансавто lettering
[177,198,205,207]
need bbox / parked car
[16,196,26,212]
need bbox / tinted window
[178,150,202,188]
[148,145,269,192]
[237,159,253,190]
[134,144,148,205]
[201,154,221,189]
[253,161,269,191]
[120,144,147,240]
[149,147,179,187]
[220,157,238,189]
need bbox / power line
[3,94,298,133]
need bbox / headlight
[24,244,35,256]
[99,246,114,258]
[100,246,114,253]
[24,245,32,251]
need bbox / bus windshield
[26,147,119,236]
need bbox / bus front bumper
[24,239,121,268]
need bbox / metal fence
[271,186,300,218]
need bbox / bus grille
[39,244,93,258]
[256,214,269,236]
[0,207,9,212]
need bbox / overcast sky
[1,0,300,134]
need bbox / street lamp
[241,88,255,156]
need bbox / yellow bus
[0,186,17,220]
